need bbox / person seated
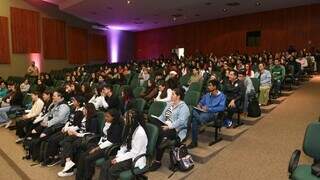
[254,63,272,106]
[76,109,124,180]
[57,103,100,177]
[15,91,44,143]
[183,67,203,91]
[28,90,70,140]
[149,88,190,171]
[36,79,46,94]
[99,110,148,180]
[0,80,8,100]
[120,87,134,114]
[89,86,109,111]
[43,96,85,166]
[20,78,31,93]
[140,80,158,102]
[223,70,246,127]
[0,83,23,127]
[271,59,285,98]
[238,71,255,117]
[138,67,150,86]
[44,73,54,87]
[104,84,121,110]
[187,80,226,149]
[154,80,172,103]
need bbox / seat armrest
[106,144,121,157]
[131,153,147,175]
[288,149,301,175]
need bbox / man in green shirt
[0,81,8,100]
[271,59,285,98]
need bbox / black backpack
[247,94,261,117]
[168,144,194,178]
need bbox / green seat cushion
[292,165,320,180]
[95,158,105,166]
[119,167,148,180]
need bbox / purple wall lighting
[107,28,121,63]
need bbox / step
[186,140,231,164]
[241,114,265,125]
[260,104,277,113]
[146,153,199,179]
[270,96,287,104]
[220,125,250,141]
[281,90,294,96]
[291,85,300,90]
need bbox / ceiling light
[195,14,200,17]
[205,2,212,6]
[226,2,240,6]
[255,1,261,6]
[127,0,131,4]
[223,8,228,12]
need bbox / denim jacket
[47,100,70,127]
[158,101,190,141]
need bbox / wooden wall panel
[43,17,66,59]
[0,16,10,64]
[10,7,40,53]
[135,4,320,59]
[88,33,107,61]
[67,26,88,64]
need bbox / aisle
[188,76,320,180]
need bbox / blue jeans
[0,106,11,123]
[191,109,218,143]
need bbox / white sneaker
[15,138,24,144]
[0,122,7,128]
[4,120,12,128]
[62,161,75,172]
[57,171,74,177]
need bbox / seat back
[184,90,200,107]
[147,101,167,117]
[189,81,203,92]
[179,74,191,86]
[96,111,105,135]
[303,122,320,161]
[113,84,121,97]
[133,86,146,98]
[131,98,146,112]
[251,78,260,93]
[145,123,159,157]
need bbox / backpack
[168,144,194,178]
[247,94,261,117]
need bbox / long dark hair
[105,108,121,124]
[123,109,146,150]
[84,103,97,120]
[158,80,168,99]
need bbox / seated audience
[149,88,190,171]
[0,80,8,99]
[76,109,124,180]
[187,80,226,149]
[15,91,44,143]
[155,80,172,102]
[89,86,109,111]
[271,59,285,98]
[57,103,99,177]
[99,111,148,180]
[238,71,255,116]
[20,78,31,93]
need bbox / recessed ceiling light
[223,8,228,12]
[255,1,261,6]
[127,0,131,4]
[205,2,212,6]
[173,17,177,21]
[195,14,200,17]
[226,2,240,6]
[176,8,183,11]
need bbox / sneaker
[47,158,62,167]
[149,161,161,172]
[62,161,75,172]
[57,170,74,177]
[15,138,24,144]
[186,142,198,149]
[4,120,12,129]
[0,122,7,128]
[224,119,233,128]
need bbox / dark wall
[135,4,320,59]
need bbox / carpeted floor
[0,76,319,180]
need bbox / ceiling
[42,0,319,31]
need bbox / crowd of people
[0,47,318,179]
